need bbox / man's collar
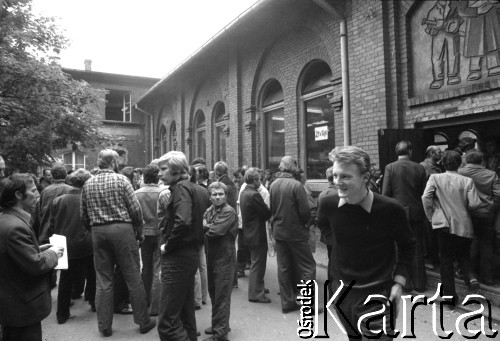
[464,163,484,169]
[338,189,374,213]
[54,179,66,183]
[278,172,294,179]
[142,183,159,187]
[97,169,115,174]
[8,207,31,223]
[397,155,410,161]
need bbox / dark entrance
[378,111,500,172]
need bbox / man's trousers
[92,223,150,332]
[158,246,199,341]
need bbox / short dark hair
[120,166,135,185]
[441,150,462,171]
[195,165,209,181]
[0,174,34,209]
[189,165,197,183]
[51,165,67,180]
[143,164,160,184]
[465,149,483,165]
[191,158,206,166]
[395,140,412,156]
[66,169,92,188]
[326,167,333,183]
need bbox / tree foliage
[0,0,108,172]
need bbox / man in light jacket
[422,150,482,301]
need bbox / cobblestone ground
[42,238,499,340]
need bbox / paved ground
[41,241,499,341]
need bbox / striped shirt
[81,169,143,231]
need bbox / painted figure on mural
[423,0,462,89]
[459,0,500,81]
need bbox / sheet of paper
[49,234,68,270]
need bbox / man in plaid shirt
[81,149,156,337]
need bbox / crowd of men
[1,136,500,340]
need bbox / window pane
[262,81,284,107]
[216,126,226,161]
[63,153,72,165]
[305,95,334,179]
[75,152,85,166]
[265,108,285,173]
[197,130,206,160]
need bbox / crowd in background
[1,134,500,340]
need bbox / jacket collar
[463,163,484,170]
[4,207,31,226]
[338,189,374,213]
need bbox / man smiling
[317,146,416,340]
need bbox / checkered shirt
[81,169,143,231]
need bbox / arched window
[433,132,448,151]
[260,79,285,173]
[193,110,206,160]
[299,60,334,179]
[169,121,177,151]
[160,125,167,155]
[213,102,226,162]
[62,151,85,171]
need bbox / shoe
[140,319,156,334]
[99,328,112,337]
[237,271,245,278]
[447,75,461,85]
[195,305,202,310]
[115,306,133,314]
[90,303,96,312]
[197,331,201,337]
[150,312,158,317]
[245,263,251,270]
[467,71,482,81]
[264,288,270,294]
[205,327,232,335]
[202,300,207,305]
[233,283,238,288]
[282,304,301,314]
[469,278,480,290]
[430,79,444,89]
[249,296,271,303]
[57,315,74,324]
[69,300,75,307]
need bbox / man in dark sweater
[318,146,416,340]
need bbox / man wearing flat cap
[269,156,317,314]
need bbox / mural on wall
[413,0,500,94]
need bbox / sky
[31,0,259,79]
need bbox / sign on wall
[314,126,328,141]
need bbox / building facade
[136,0,500,188]
[61,63,158,171]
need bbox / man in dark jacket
[240,167,272,303]
[0,174,63,341]
[158,151,205,341]
[382,140,427,292]
[270,156,315,313]
[37,165,72,244]
[50,168,95,323]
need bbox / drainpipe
[134,104,154,162]
[313,0,351,145]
